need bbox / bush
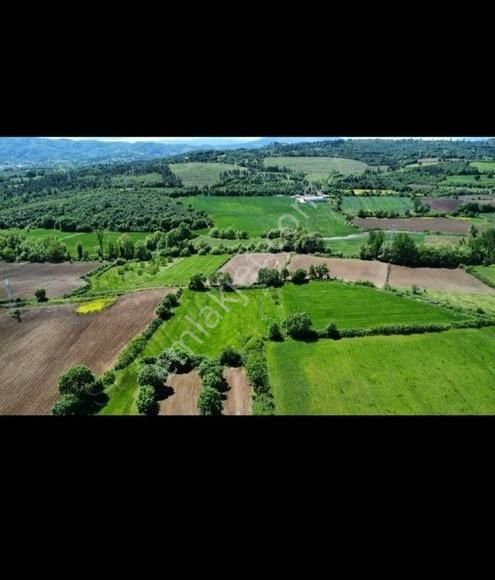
[159,347,198,374]
[142,356,157,365]
[155,303,172,320]
[202,372,224,391]
[209,271,234,290]
[258,268,283,287]
[291,268,307,285]
[252,393,275,415]
[34,288,47,302]
[52,394,85,416]
[102,370,116,386]
[283,312,313,339]
[137,364,167,390]
[58,365,96,397]
[188,273,207,291]
[197,358,223,379]
[267,322,283,341]
[136,385,159,415]
[197,387,223,416]
[326,322,340,339]
[220,346,243,367]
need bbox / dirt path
[222,367,251,415]
[159,370,201,415]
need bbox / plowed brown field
[0,261,100,300]
[352,217,469,234]
[388,266,495,293]
[219,252,291,286]
[222,367,251,415]
[0,289,166,415]
[288,255,389,287]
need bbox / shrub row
[114,289,182,370]
[243,338,274,415]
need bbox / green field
[326,232,426,257]
[263,156,369,182]
[426,290,495,317]
[266,328,495,414]
[341,196,414,214]
[470,161,495,173]
[183,196,357,237]
[444,174,495,187]
[2,228,147,258]
[88,255,229,294]
[102,282,467,414]
[169,162,245,187]
[471,265,495,287]
[110,172,164,187]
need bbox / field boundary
[466,266,495,289]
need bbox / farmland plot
[389,265,495,293]
[352,217,470,234]
[219,252,291,286]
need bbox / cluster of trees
[454,202,495,217]
[257,264,329,288]
[209,227,248,240]
[359,228,495,267]
[243,338,274,415]
[0,190,210,233]
[52,365,109,415]
[0,232,68,262]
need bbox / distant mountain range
[0,137,491,167]
[0,137,344,166]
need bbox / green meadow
[169,162,245,187]
[263,156,369,181]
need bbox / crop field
[76,297,116,315]
[169,162,245,187]
[0,261,99,300]
[426,290,495,317]
[341,196,414,214]
[102,283,466,414]
[470,161,495,172]
[389,265,495,293]
[183,195,357,237]
[288,255,390,287]
[2,228,147,258]
[444,174,495,187]
[0,289,164,415]
[87,255,229,293]
[423,197,463,212]
[263,156,369,181]
[352,216,471,234]
[326,232,426,257]
[471,265,495,286]
[266,328,495,414]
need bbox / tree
[137,364,167,390]
[291,268,307,285]
[389,233,418,265]
[134,240,152,261]
[280,267,290,281]
[197,387,222,415]
[267,322,283,341]
[209,271,234,290]
[117,234,135,259]
[34,288,47,302]
[220,346,243,367]
[95,229,105,257]
[326,322,340,339]
[52,394,85,416]
[58,365,96,397]
[188,273,207,291]
[283,312,313,339]
[360,230,384,260]
[136,385,159,415]
[258,268,283,287]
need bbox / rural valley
[1,137,495,415]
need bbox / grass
[101,282,468,414]
[341,196,414,214]
[110,172,163,187]
[425,290,495,317]
[444,175,495,187]
[326,232,426,257]
[76,297,116,315]
[183,195,357,237]
[2,228,147,258]
[470,161,495,173]
[88,255,229,293]
[471,265,495,287]
[278,282,466,329]
[169,162,245,187]
[263,156,369,182]
[266,328,495,414]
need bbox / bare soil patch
[159,370,201,415]
[219,252,291,286]
[352,217,470,234]
[389,266,495,293]
[424,197,463,212]
[288,255,389,287]
[0,289,165,415]
[0,261,100,300]
[222,367,251,415]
